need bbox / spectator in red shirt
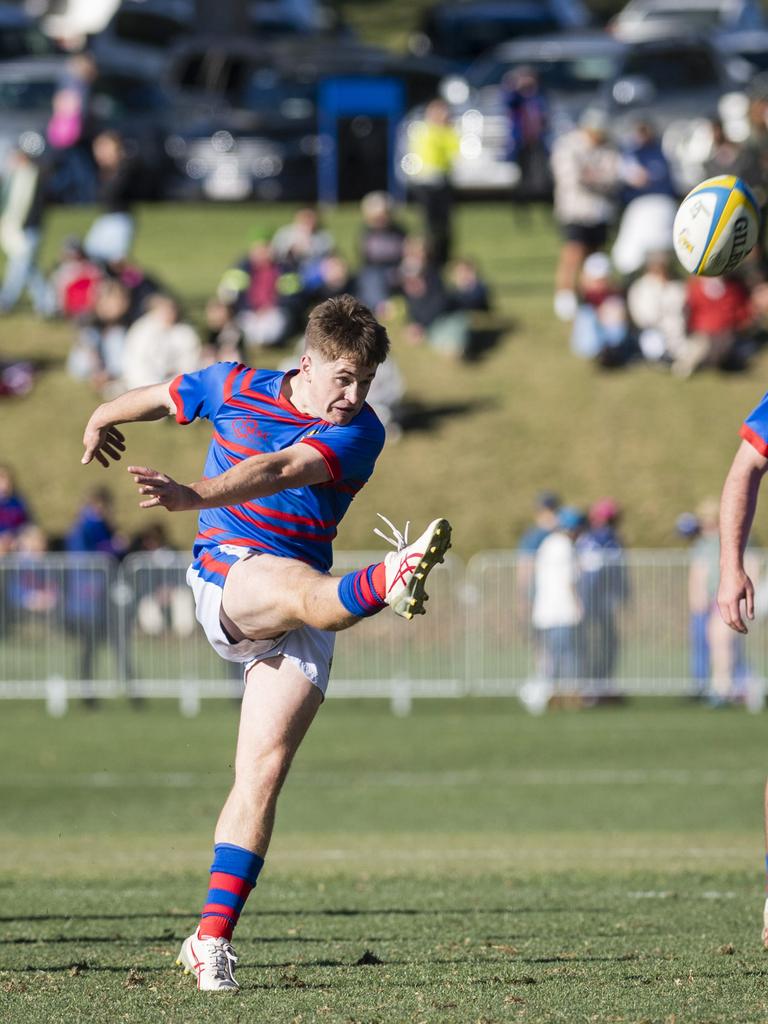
[678,275,755,377]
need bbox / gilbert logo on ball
[672,174,760,276]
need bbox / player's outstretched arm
[81,382,175,468]
[129,443,331,512]
[718,440,768,633]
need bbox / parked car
[407,0,592,68]
[0,2,59,60]
[86,0,195,78]
[398,32,742,196]
[163,37,446,201]
[0,56,198,199]
[609,0,764,40]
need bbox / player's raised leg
[221,516,452,640]
[178,655,322,991]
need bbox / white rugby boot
[177,929,240,992]
[375,515,452,620]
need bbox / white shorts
[186,547,335,696]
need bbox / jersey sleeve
[740,391,768,457]
[169,362,246,425]
[300,410,385,482]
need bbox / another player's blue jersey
[171,362,385,572]
[741,391,768,456]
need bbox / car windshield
[0,78,56,111]
[620,48,720,91]
[427,12,562,62]
[238,68,316,118]
[112,11,189,48]
[468,53,620,90]
[633,9,724,29]
[0,27,57,60]
[91,77,170,116]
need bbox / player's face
[306,354,377,425]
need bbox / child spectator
[49,236,102,319]
[627,251,687,365]
[218,230,292,348]
[203,298,245,365]
[570,252,632,366]
[270,207,334,273]
[0,465,32,553]
[447,258,491,312]
[680,274,755,377]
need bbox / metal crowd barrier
[1,550,766,714]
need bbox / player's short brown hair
[305,294,389,365]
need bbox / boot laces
[373,513,410,552]
[205,938,238,981]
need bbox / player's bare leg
[215,655,322,853]
[221,517,452,641]
[178,656,322,991]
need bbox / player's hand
[717,566,755,634]
[81,422,126,467]
[128,466,200,512]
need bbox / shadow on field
[400,397,497,432]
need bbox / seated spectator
[357,191,408,314]
[218,231,292,348]
[627,251,687,365]
[105,257,163,323]
[270,207,334,273]
[447,258,491,312]
[67,278,132,387]
[0,464,32,554]
[119,294,202,392]
[680,274,756,377]
[202,297,245,365]
[48,236,102,319]
[570,252,633,366]
[307,254,356,304]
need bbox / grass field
[2,697,768,1023]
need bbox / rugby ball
[672,175,760,277]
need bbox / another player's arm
[718,439,768,633]
[128,444,332,512]
[82,382,175,468]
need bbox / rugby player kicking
[81,295,451,991]
[717,388,768,949]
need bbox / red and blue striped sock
[199,842,264,941]
[337,562,386,618]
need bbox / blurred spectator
[0,464,32,554]
[357,191,408,314]
[83,131,140,264]
[704,117,757,181]
[550,108,620,322]
[739,77,768,263]
[680,274,755,377]
[688,498,741,705]
[65,486,129,702]
[218,230,292,348]
[46,52,97,204]
[0,146,52,315]
[119,294,202,392]
[576,498,629,697]
[619,119,675,208]
[447,258,491,312]
[401,249,469,359]
[308,254,356,304]
[68,277,132,386]
[627,251,688,365]
[270,207,334,273]
[527,505,586,706]
[408,98,460,267]
[570,252,633,366]
[203,297,245,365]
[6,524,59,621]
[129,522,195,639]
[48,236,102,319]
[677,510,709,697]
[516,490,562,649]
[501,66,551,204]
[611,120,677,277]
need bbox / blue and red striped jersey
[741,391,768,457]
[171,362,385,572]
